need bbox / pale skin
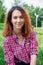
[11,9,37,65]
[30,55,37,65]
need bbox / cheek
[21,19,25,24]
[11,18,16,24]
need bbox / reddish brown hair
[3,6,32,37]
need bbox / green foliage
[23,4,43,27]
[0,0,6,23]
[0,1,43,26]
[0,23,43,65]
[0,23,4,30]
[0,23,5,65]
[23,4,35,26]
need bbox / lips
[16,23,22,26]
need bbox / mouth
[16,23,22,26]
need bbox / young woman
[3,6,38,65]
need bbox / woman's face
[11,9,25,30]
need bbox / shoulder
[30,30,36,37]
[3,35,12,43]
[27,29,36,39]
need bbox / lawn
[34,27,43,65]
[0,23,43,65]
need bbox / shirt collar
[12,33,18,39]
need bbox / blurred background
[0,0,43,65]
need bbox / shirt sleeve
[29,30,38,55]
[3,37,15,65]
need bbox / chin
[16,25,22,28]
[16,26,22,29]
[16,27,21,29]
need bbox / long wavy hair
[3,6,32,37]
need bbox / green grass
[34,28,43,65]
[0,23,43,65]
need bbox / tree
[14,0,21,6]
[34,7,43,27]
[0,0,6,23]
[23,4,36,26]
[23,4,43,27]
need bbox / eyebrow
[13,15,23,17]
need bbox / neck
[13,28,21,36]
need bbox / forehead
[12,9,22,16]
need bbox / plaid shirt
[3,30,38,65]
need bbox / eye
[20,16,23,19]
[13,16,17,19]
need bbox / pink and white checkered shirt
[3,30,38,65]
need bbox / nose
[17,18,21,22]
